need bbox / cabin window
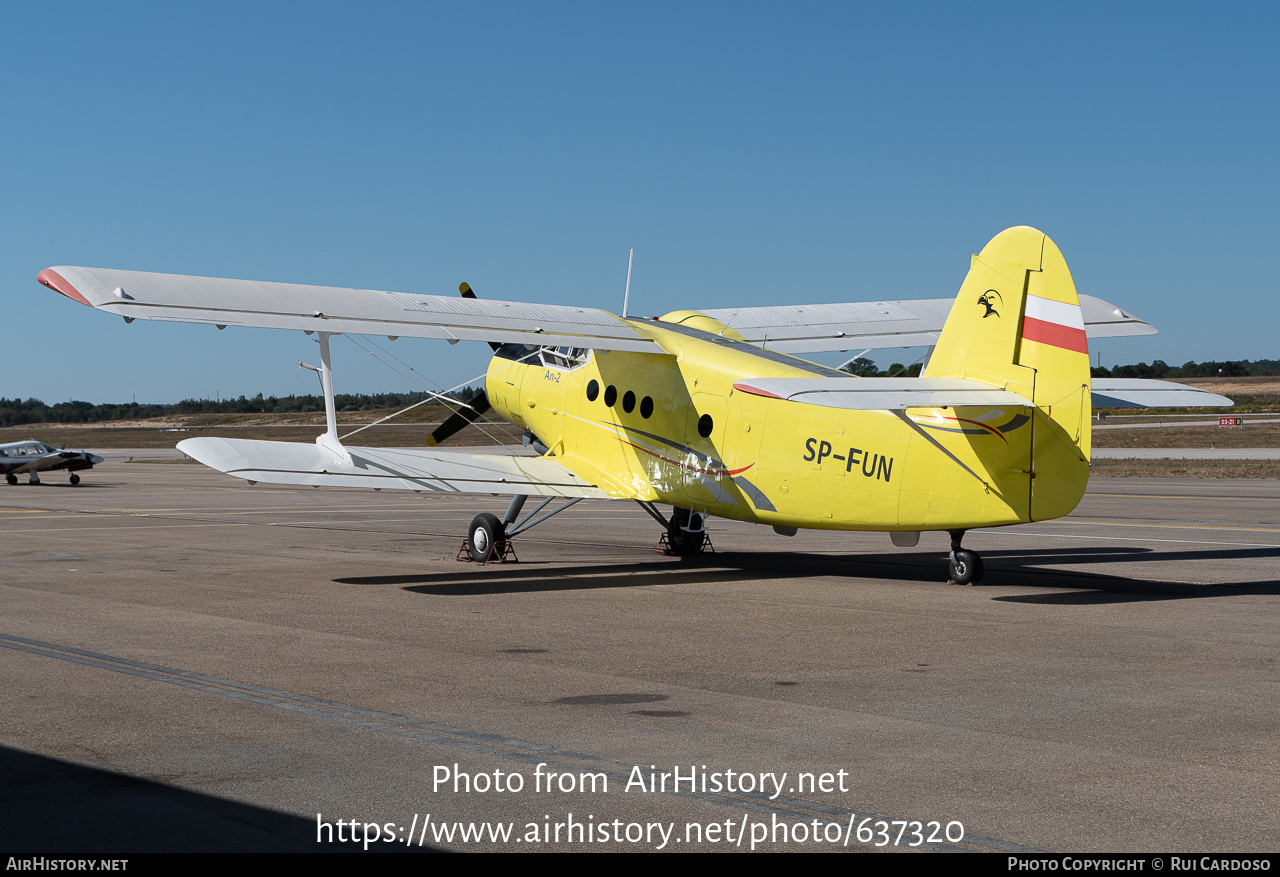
[622,390,636,413]
[640,396,654,419]
[586,380,599,402]
[604,385,618,407]
[698,414,714,437]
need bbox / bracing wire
[339,335,506,444]
[337,335,539,446]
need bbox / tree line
[0,390,475,428]
[838,358,1278,379]
[841,358,924,377]
[1089,359,1279,379]
[4,359,1275,427]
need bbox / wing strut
[504,495,586,538]
[315,332,350,463]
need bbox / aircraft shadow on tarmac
[336,544,1280,603]
[0,745,440,853]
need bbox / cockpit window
[539,346,591,371]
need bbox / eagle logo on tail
[977,289,1002,318]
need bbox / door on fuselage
[681,392,728,507]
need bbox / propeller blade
[425,390,491,447]
[459,282,501,351]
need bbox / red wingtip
[732,381,784,400]
[37,268,92,306]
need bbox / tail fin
[924,227,1091,520]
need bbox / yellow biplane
[40,227,1229,583]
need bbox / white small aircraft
[0,440,104,485]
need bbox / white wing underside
[43,266,659,353]
[177,437,609,496]
[43,266,1156,354]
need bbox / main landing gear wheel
[69,473,80,486]
[667,508,706,555]
[949,550,984,585]
[467,513,506,563]
[947,530,984,585]
[5,474,15,485]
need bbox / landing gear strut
[948,530,984,585]
[459,494,585,563]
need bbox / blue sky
[5,2,1276,403]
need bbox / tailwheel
[69,473,81,486]
[465,512,507,563]
[947,530,984,585]
[664,507,708,555]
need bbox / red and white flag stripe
[1021,294,1087,355]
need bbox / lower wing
[177,438,609,496]
[1088,379,1234,408]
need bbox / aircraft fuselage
[485,314,1084,533]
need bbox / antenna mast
[622,248,634,318]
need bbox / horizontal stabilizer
[1091,380,1234,409]
[177,437,609,496]
[732,377,1034,410]
[700,294,1155,353]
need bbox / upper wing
[41,265,1153,355]
[178,437,611,496]
[699,294,1156,352]
[39,266,659,353]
